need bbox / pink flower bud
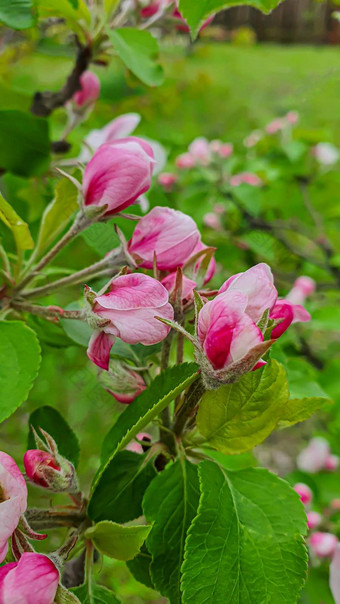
[99,363,146,404]
[325,454,339,472]
[140,0,161,17]
[265,118,285,134]
[87,273,174,370]
[310,532,338,558]
[286,275,316,305]
[0,452,27,563]
[83,137,154,216]
[24,449,77,493]
[230,172,263,187]
[297,437,330,473]
[330,544,340,604]
[73,70,100,108]
[158,172,178,191]
[161,272,197,303]
[293,482,313,505]
[197,290,264,371]
[286,110,299,125]
[210,140,233,158]
[219,263,278,323]
[175,153,195,169]
[188,137,212,165]
[270,299,311,339]
[126,433,151,454]
[307,511,322,529]
[0,552,59,604]
[128,206,200,271]
[203,212,222,231]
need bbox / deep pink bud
[158,172,178,191]
[325,454,339,472]
[286,276,316,305]
[129,206,200,271]
[293,482,313,505]
[310,532,338,558]
[297,437,330,473]
[0,552,59,604]
[23,449,77,493]
[270,299,310,339]
[175,153,195,169]
[0,452,27,563]
[330,544,340,604]
[83,137,154,216]
[99,364,146,404]
[73,70,100,108]
[140,0,161,17]
[24,450,60,488]
[307,511,322,530]
[87,273,173,370]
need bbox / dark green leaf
[0,0,34,29]
[85,521,151,561]
[88,451,156,524]
[0,321,41,424]
[143,460,200,604]
[28,405,80,466]
[71,584,120,604]
[108,28,164,87]
[0,111,50,177]
[126,545,154,589]
[181,461,308,604]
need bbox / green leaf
[81,221,119,256]
[278,397,328,427]
[85,521,151,561]
[179,0,286,38]
[126,545,154,589]
[37,0,91,31]
[0,321,41,424]
[34,179,78,259]
[108,28,164,87]
[0,110,50,177]
[197,360,289,454]
[71,584,120,604]
[181,461,308,604]
[100,363,199,464]
[88,451,156,524]
[28,405,80,466]
[0,0,34,29]
[143,460,200,604]
[0,194,34,251]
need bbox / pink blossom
[175,153,196,169]
[286,276,316,305]
[0,452,27,563]
[203,213,222,231]
[293,482,312,505]
[126,433,151,454]
[83,113,141,157]
[83,137,154,216]
[161,272,197,302]
[219,263,277,323]
[188,137,212,165]
[297,437,330,473]
[210,140,233,158]
[325,454,339,472]
[73,70,100,108]
[24,450,60,488]
[307,511,322,530]
[330,544,340,604]
[230,172,263,187]
[87,273,173,370]
[286,110,299,125]
[310,532,338,558]
[265,118,285,134]
[129,206,200,270]
[158,172,178,191]
[270,299,311,339]
[197,290,264,371]
[0,552,59,604]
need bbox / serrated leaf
[100,363,199,464]
[0,194,34,251]
[88,451,156,523]
[0,321,41,423]
[108,28,164,87]
[85,521,151,561]
[197,360,289,454]
[143,460,200,604]
[0,0,34,29]
[28,405,80,466]
[71,584,120,604]
[278,396,328,428]
[34,179,78,259]
[0,110,50,177]
[179,0,285,39]
[181,461,308,604]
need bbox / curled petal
[87,330,116,370]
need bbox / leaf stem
[10,300,86,321]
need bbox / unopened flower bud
[73,71,100,109]
[158,172,178,191]
[310,532,338,558]
[325,454,339,472]
[98,362,146,404]
[307,511,322,530]
[294,483,313,505]
[24,449,78,493]
[175,153,195,169]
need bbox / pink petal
[330,544,340,603]
[95,273,169,311]
[87,330,116,370]
[100,302,173,346]
[102,113,141,142]
[0,453,27,563]
[0,553,59,604]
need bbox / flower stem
[173,377,205,437]
[85,540,94,599]
[10,300,86,321]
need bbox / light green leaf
[71,584,120,604]
[181,461,308,604]
[0,321,41,423]
[37,0,91,30]
[85,521,151,561]
[34,179,78,259]
[278,397,328,428]
[143,460,200,604]
[197,360,289,454]
[28,405,80,466]
[179,0,286,38]
[0,0,34,29]
[108,28,164,87]
[0,194,34,251]
[0,110,50,177]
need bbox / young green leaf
[197,360,289,454]
[28,405,80,466]
[0,0,34,29]
[143,460,200,604]
[0,110,50,177]
[181,461,308,603]
[0,321,41,424]
[85,521,151,561]
[88,451,156,523]
[0,194,34,251]
[71,584,120,604]
[108,29,164,87]
[278,396,328,428]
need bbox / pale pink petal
[102,113,141,142]
[297,437,330,473]
[100,303,173,346]
[0,453,27,563]
[0,553,59,604]
[95,273,169,311]
[330,544,340,603]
